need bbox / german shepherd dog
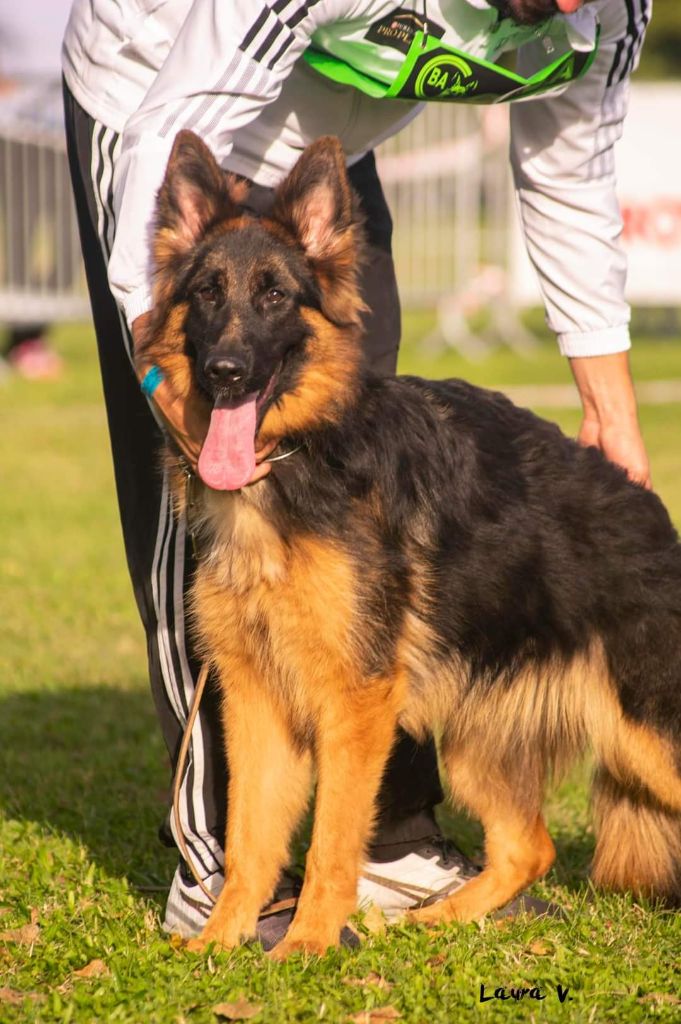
[139,130,681,959]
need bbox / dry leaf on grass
[0,989,24,1006]
[637,993,681,1006]
[73,959,110,980]
[348,1007,402,1023]
[143,909,159,932]
[0,987,44,1005]
[212,997,263,1020]
[360,905,387,936]
[343,973,392,991]
[176,1005,199,1020]
[527,940,553,956]
[0,924,40,945]
[426,953,446,968]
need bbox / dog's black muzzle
[203,351,249,388]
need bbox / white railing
[0,98,519,342]
[0,119,90,324]
[376,103,534,353]
[3,83,676,337]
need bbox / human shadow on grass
[0,685,183,893]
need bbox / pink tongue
[198,394,258,491]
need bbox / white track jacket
[62,0,651,355]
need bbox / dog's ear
[273,137,354,258]
[155,130,247,257]
[272,137,365,325]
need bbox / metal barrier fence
[0,120,89,325]
[0,102,525,351]
[376,103,534,354]
[376,105,504,303]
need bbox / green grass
[1,321,680,1023]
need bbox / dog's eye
[265,288,285,305]
[198,284,219,304]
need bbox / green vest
[303,25,600,105]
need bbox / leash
[172,660,215,904]
[171,658,299,917]
[171,448,301,916]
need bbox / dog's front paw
[406,903,452,927]
[408,895,473,927]
[185,921,249,953]
[267,936,335,961]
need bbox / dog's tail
[591,763,681,903]
[588,625,681,904]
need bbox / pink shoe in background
[7,337,63,380]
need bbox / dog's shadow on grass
[0,684,179,890]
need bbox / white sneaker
[164,839,556,939]
[359,836,481,922]
[164,838,480,935]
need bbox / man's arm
[570,351,650,487]
[510,0,652,487]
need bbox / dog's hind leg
[410,739,555,925]
[269,676,402,959]
[188,662,312,952]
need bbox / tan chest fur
[189,487,363,725]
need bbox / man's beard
[488,0,565,27]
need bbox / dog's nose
[204,353,247,386]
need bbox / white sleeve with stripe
[510,0,651,358]
[108,0,349,325]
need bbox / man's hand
[569,352,652,490]
[131,313,276,484]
